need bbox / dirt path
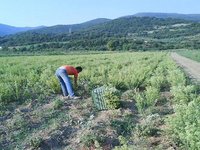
[171,52,200,81]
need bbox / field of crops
[177,49,200,62]
[0,52,200,149]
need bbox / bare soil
[171,52,200,81]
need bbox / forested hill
[0,16,200,52]
[134,13,200,22]
[27,18,111,34]
[0,24,43,36]
[0,18,110,36]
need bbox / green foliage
[114,81,128,91]
[135,114,162,137]
[148,75,166,90]
[171,85,197,104]
[147,59,170,91]
[30,137,43,148]
[118,135,128,146]
[166,58,200,149]
[134,91,146,114]
[167,69,186,86]
[103,86,121,109]
[80,132,105,148]
[7,114,28,130]
[1,52,200,149]
[167,98,200,149]
[0,53,163,107]
[1,17,200,53]
[39,66,60,94]
[134,86,160,114]
[114,136,134,150]
[0,83,16,103]
[53,99,64,109]
[107,39,120,51]
[177,50,200,62]
[145,86,160,108]
[111,115,135,135]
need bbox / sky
[0,0,200,27]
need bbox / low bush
[103,86,121,109]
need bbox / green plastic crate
[91,86,108,110]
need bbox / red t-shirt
[61,65,78,78]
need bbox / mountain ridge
[0,24,44,36]
[0,13,200,52]
[28,18,111,34]
[1,12,200,36]
[0,18,111,36]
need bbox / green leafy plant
[114,136,134,150]
[171,85,196,104]
[30,137,43,148]
[80,132,104,148]
[111,114,135,135]
[103,86,121,109]
[53,99,64,109]
[167,98,200,149]
[134,86,160,114]
[145,86,160,112]
[135,114,161,137]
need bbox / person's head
[76,66,83,73]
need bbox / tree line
[0,17,200,53]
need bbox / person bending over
[55,65,82,99]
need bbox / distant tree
[2,46,9,51]
[107,40,119,51]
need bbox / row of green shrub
[167,57,200,149]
